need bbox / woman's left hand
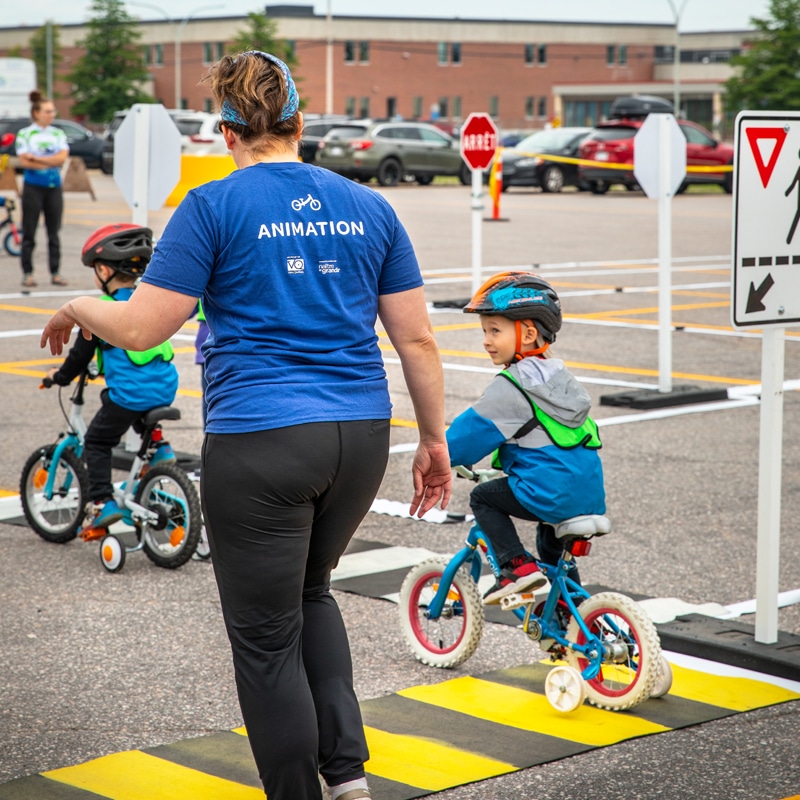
[40,303,87,355]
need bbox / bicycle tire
[20,444,88,543]
[4,229,21,257]
[135,463,201,568]
[565,591,660,711]
[398,557,484,668]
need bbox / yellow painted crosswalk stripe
[398,676,669,747]
[665,663,800,710]
[42,750,264,799]
[363,725,516,791]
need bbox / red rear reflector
[570,540,592,557]
[0,133,15,148]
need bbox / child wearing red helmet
[446,271,606,604]
[46,223,179,533]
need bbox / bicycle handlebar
[454,465,502,483]
[40,377,53,389]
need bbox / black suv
[0,118,105,170]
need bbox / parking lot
[1,174,799,799]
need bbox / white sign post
[732,110,800,643]
[460,112,498,294]
[634,113,687,394]
[113,104,181,227]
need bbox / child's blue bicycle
[20,366,202,573]
[399,466,672,713]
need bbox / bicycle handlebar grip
[40,377,53,388]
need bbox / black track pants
[201,420,390,800]
[20,182,63,276]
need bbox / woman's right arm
[378,286,451,517]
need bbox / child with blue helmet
[446,271,606,604]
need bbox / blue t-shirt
[142,161,423,434]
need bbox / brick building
[0,4,751,137]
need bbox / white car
[174,112,228,156]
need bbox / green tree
[68,0,154,123]
[29,22,63,98]
[229,12,298,69]
[724,0,800,113]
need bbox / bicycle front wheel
[135,463,201,568]
[565,591,660,711]
[398,557,484,668]
[4,229,21,257]
[20,444,88,543]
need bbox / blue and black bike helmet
[463,271,562,344]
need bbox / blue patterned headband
[220,51,299,126]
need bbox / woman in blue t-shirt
[40,52,451,800]
[16,90,69,287]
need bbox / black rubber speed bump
[599,384,729,409]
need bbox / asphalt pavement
[1,173,799,799]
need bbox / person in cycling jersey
[40,51,450,800]
[446,271,606,604]
[46,224,179,533]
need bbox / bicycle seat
[140,406,181,426]
[549,514,611,540]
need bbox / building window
[143,45,151,65]
[524,43,534,65]
[359,97,370,118]
[412,96,423,118]
[345,96,356,116]
[538,96,547,118]
[489,96,499,117]
[204,98,213,113]
[525,96,534,120]
[451,42,461,64]
[204,42,214,64]
[359,40,370,63]
[438,42,448,65]
[344,41,355,63]
[537,43,547,65]
[437,42,461,65]
[154,44,163,66]
[438,97,449,118]
[619,44,628,65]
[606,45,615,66]
[452,96,462,119]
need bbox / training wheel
[650,654,673,698]
[100,535,126,573]
[544,665,586,712]
[193,525,211,560]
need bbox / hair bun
[29,90,42,102]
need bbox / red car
[578,96,734,194]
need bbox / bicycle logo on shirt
[291,193,322,212]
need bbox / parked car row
[0,117,105,170]
[485,95,734,195]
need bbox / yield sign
[745,127,787,188]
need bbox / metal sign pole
[471,167,483,294]
[658,115,673,393]
[755,326,785,643]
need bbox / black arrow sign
[746,273,775,313]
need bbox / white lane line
[664,650,800,693]
[331,545,440,582]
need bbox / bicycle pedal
[499,592,536,611]
[80,527,106,542]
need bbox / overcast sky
[2,0,774,32]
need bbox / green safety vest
[95,294,175,370]
[499,369,602,450]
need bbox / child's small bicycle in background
[399,466,672,713]
[0,195,22,257]
[20,366,202,572]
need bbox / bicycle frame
[425,520,612,682]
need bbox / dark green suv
[315,121,471,186]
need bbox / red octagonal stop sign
[460,112,499,171]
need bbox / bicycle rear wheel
[398,557,484,668]
[135,463,201,568]
[565,591,660,711]
[20,444,87,543]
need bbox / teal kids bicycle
[399,466,672,713]
[20,366,202,573]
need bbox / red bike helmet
[464,271,562,344]
[81,223,153,277]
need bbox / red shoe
[483,556,547,605]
